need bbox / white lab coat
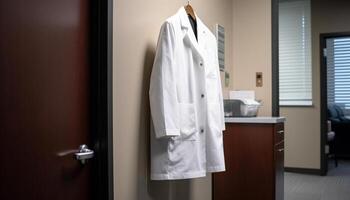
[149,7,225,180]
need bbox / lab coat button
[201,94,205,98]
[200,129,204,133]
[199,62,203,67]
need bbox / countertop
[225,117,286,124]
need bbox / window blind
[327,37,350,109]
[279,0,312,106]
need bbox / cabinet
[213,119,285,200]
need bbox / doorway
[0,0,113,199]
[320,32,350,175]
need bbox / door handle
[57,144,94,164]
[277,148,284,152]
[75,144,94,164]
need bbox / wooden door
[0,0,108,199]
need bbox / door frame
[320,32,350,175]
[272,0,280,117]
[92,0,114,199]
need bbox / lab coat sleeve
[149,22,180,139]
[214,42,226,131]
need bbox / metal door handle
[57,144,94,164]
[277,130,284,134]
[75,144,94,164]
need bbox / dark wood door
[0,0,98,199]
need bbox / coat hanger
[185,1,196,21]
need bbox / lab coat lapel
[179,7,204,61]
[196,18,207,52]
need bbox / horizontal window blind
[279,0,312,106]
[327,37,350,109]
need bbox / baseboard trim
[284,167,322,175]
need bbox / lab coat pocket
[207,71,217,79]
[206,73,220,103]
[178,103,198,140]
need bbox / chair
[327,120,337,167]
[328,104,350,158]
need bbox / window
[327,37,350,109]
[279,0,312,106]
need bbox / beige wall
[113,0,233,200]
[232,0,272,116]
[282,0,350,169]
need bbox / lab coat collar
[178,7,206,61]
